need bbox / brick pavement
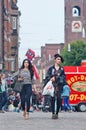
[0,111,86,130]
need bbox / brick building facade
[65,0,86,43]
[0,0,20,72]
[41,43,64,60]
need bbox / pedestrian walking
[61,82,72,112]
[44,53,66,119]
[18,58,34,119]
[1,73,8,112]
[0,77,3,113]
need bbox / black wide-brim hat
[54,53,64,63]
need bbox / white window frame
[12,16,17,30]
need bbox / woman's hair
[54,53,64,63]
[20,59,34,79]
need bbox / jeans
[20,84,32,112]
[2,91,8,107]
[63,96,71,111]
[0,93,3,110]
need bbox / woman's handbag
[14,80,23,93]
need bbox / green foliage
[61,40,86,66]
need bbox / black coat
[44,65,66,93]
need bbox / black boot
[52,114,56,119]
[55,114,58,119]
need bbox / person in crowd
[44,53,66,119]
[0,76,4,113]
[7,90,15,112]
[61,82,72,112]
[18,58,34,119]
[32,84,39,111]
[43,95,52,112]
[1,73,8,112]
[13,93,21,112]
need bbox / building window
[57,49,60,54]
[11,0,18,9]
[11,46,17,50]
[11,54,16,56]
[11,60,15,71]
[12,16,17,35]
[12,16,17,29]
[72,6,81,17]
[82,27,86,38]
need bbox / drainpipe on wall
[2,0,4,70]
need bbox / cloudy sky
[18,0,64,62]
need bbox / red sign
[26,49,35,61]
[64,66,86,105]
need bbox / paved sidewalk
[0,111,86,130]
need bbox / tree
[61,40,86,66]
